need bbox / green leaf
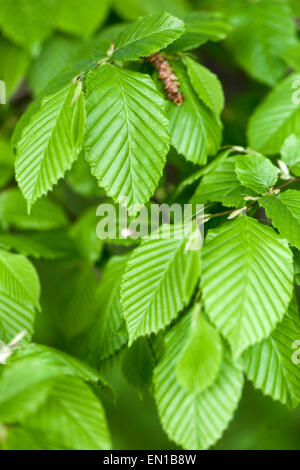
[113,12,184,62]
[55,0,109,37]
[168,11,232,52]
[40,263,101,339]
[235,154,278,194]
[0,366,54,424]
[243,297,300,409]
[0,230,76,261]
[0,0,56,53]
[259,190,300,251]
[0,188,68,231]
[113,0,190,22]
[29,34,91,96]
[0,37,29,99]
[70,207,103,264]
[83,255,129,364]
[121,224,201,344]
[282,42,300,73]
[248,73,300,155]
[0,291,36,343]
[96,23,130,42]
[16,83,86,210]
[12,59,96,151]
[0,250,40,309]
[154,313,244,450]
[280,134,300,177]
[17,343,102,383]
[290,0,300,16]
[202,216,294,357]
[1,426,49,450]
[85,64,169,211]
[11,62,97,153]
[0,343,101,423]
[176,148,232,196]
[227,0,296,86]
[66,153,103,197]
[176,304,223,394]
[23,376,111,450]
[184,56,224,115]
[190,157,251,207]
[167,60,222,165]
[122,337,155,393]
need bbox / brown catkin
[147,53,184,106]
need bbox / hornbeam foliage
[85,64,170,211]
[243,297,300,409]
[16,84,86,211]
[1,1,300,451]
[202,216,293,358]
[121,224,201,344]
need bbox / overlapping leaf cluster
[0,0,300,451]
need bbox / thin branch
[277,177,300,191]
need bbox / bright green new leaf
[0,250,40,309]
[259,190,300,251]
[113,12,184,62]
[235,154,278,194]
[243,297,300,409]
[121,224,201,345]
[248,73,300,155]
[185,56,224,115]
[154,313,244,450]
[176,304,223,394]
[0,188,68,231]
[167,60,222,165]
[202,216,294,357]
[85,64,169,211]
[16,83,86,210]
